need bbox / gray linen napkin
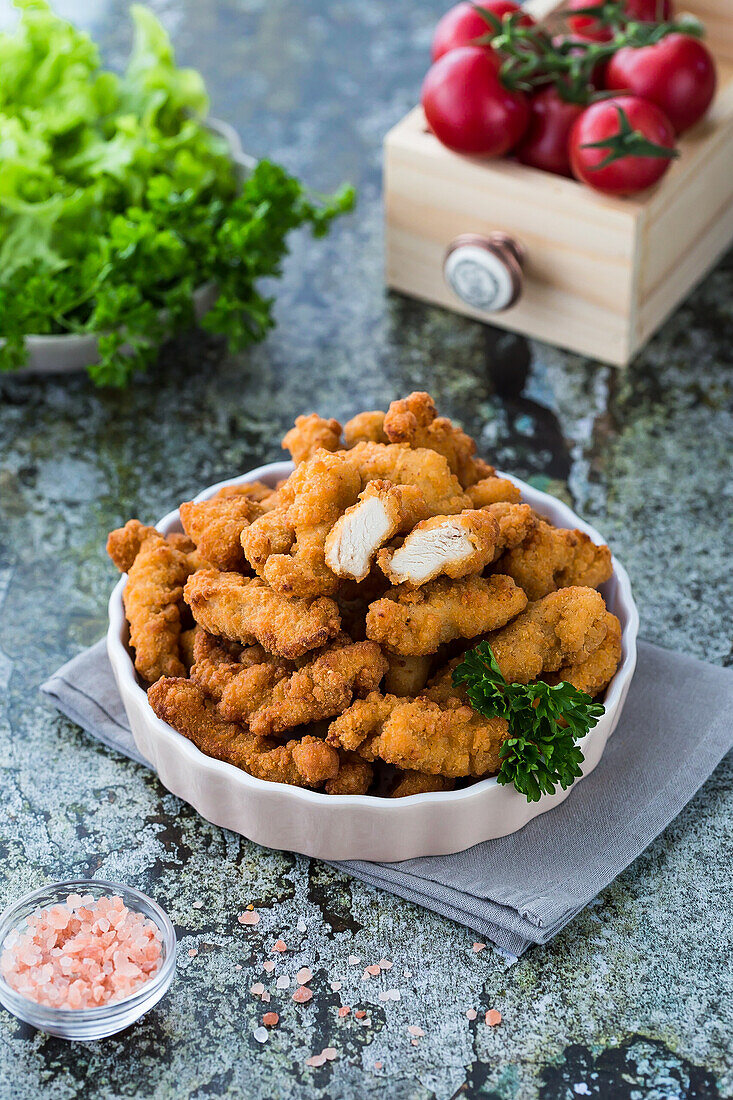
[41,640,732,957]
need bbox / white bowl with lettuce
[0,3,353,385]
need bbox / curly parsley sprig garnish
[452,642,605,803]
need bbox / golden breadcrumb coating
[122,533,199,683]
[497,519,612,600]
[325,753,374,795]
[282,413,343,465]
[544,610,622,697]
[180,495,263,573]
[487,586,610,685]
[468,477,522,508]
[213,480,280,511]
[107,519,195,574]
[189,627,272,701]
[179,628,197,673]
[325,480,428,582]
[384,653,432,696]
[184,569,341,658]
[147,678,339,787]
[221,638,387,736]
[484,502,537,556]
[378,509,499,586]
[343,410,388,447]
[366,573,528,656]
[327,690,508,778]
[382,391,494,488]
[389,770,455,797]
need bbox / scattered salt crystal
[276,975,290,989]
[348,955,360,965]
[466,1008,477,1020]
[250,982,265,996]
[374,1061,383,1070]
[238,912,260,926]
[192,901,203,910]
[187,948,198,958]
[305,1054,326,1067]
[378,958,393,970]
[235,964,242,971]
[330,980,342,992]
[262,991,271,1003]
[365,964,381,976]
[573,1086,591,1096]
[272,940,287,953]
[359,1017,371,1027]
[403,969,412,978]
[263,1012,279,1027]
[338,1006,350,1017]
[323,1048,337,1061]
[295,967,313,985]
[297,919,307,932]
[354,1009,366,1019]
[485,1009,502,1027]
[292,985,313,1003]
[380,989,401,1002]
[411,1038,419,1046]
[407,1025,425,1037]
[253,1026,269,1044]
[472,942,486,953]
[263,960,276,973]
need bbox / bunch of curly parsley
[453,642,605,802]
[0,2,355,386]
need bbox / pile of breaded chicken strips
[108,392,622,797]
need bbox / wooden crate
[384,0,733,366]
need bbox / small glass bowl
[0,879,177,1040]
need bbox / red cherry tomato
[569,95,676,194]
[516,88,584,176]
[422,46,530,156]
[432,1,534,62]
[567,0,673,43]
[605,34,716,133]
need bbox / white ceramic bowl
[107,463,638,861]
[3,119,254,376]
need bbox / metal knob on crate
[443,232,524,313]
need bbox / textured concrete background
[0,1,731,1097]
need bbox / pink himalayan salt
[0,894,163,1009]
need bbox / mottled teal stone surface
[0,1,731,1097]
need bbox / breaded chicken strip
[243,443,470,597]
[282,414,343,465]
[325,480,428,582]
[327,691,508,778]
[366,573,527,656]
[213,480,280,510]
[180,627,197,673]
[378,509,499,586]
[382,391,494,488]
[325,752,374,795]
[147,678,339,788]
[544,610,622,697]
[384,653,432,697]
[107,519,195,574]
[184,569,341,658]
[468,477,522,508]
[486,502,537,556]
[180,495,263,573]
[343,410,388,447]
[189,627,271,701]
[240,640,387,736]
[121,533,199,683]
[389,771,455,797]
[496,519,612,600]
[487,586,610,685]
